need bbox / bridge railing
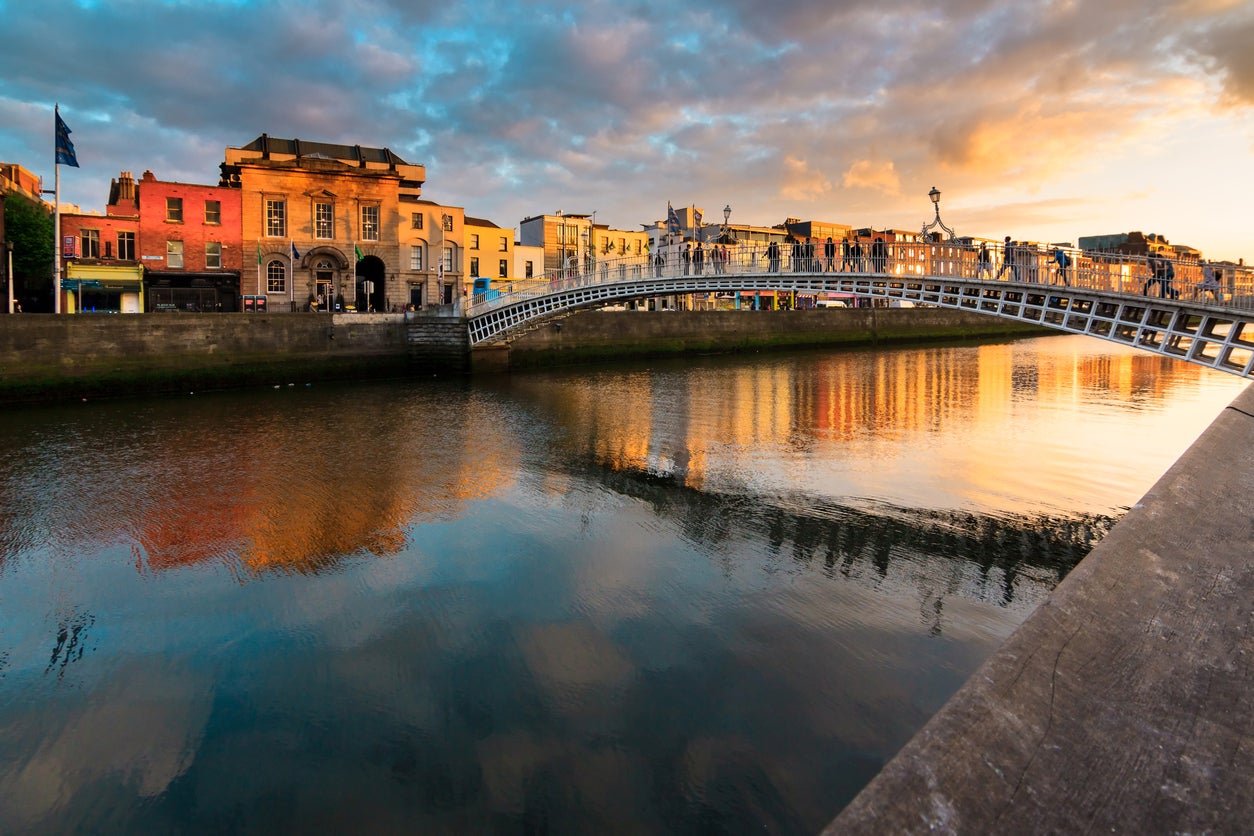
[468,242,1254,315]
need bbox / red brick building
[134,170,243,311]
[58,199,144,313]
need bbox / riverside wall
[489,307,1048,370]
[0,308,1047,402]
[825,383,1254,833]
[0,313,413,402]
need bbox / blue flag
[291,242,300,260]
[55,108,79,168]
[667,202,680,235]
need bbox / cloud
[841,160,901,196]
[0,0,1251,259]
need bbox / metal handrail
[468,243,1252,316]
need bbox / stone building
[219,135,429,312]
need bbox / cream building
[220,134,429,311]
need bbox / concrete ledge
[826,383,1254,834]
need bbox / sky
[2,0,1252,262]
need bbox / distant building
[520,212,594,273]
[1078,231,1200,262]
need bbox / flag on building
[291,242,300,260]
[354,245,364,262]
[55,107,79,168]
[256,244,262,265]
[693,207,703,229]
[666,203,680,235]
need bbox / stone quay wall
[0,313,414,402]
[495,307,1048,369]
[0,307,1046,402]
[825,382,1254,834]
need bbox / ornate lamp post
[921,186,957,242]
[722,204,732,243]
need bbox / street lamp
[921,186,957,242]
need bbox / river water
[0,334,1245,834]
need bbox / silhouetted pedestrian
[1198,260,1222,303]
[1052,248,1071,286]
[995,237,1019,281]
[978,242,992,278]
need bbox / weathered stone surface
[826,385,1254,834]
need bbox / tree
[4,193,54,310]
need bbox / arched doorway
[356,256,386,313]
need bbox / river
[0,334,1245,833]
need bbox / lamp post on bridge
[921,186,957,243]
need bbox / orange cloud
[841,159,901,195]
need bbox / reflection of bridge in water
[465,246,1254,378]
[580,459,1114,622]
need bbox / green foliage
[4,194,54,296]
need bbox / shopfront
[64,263,145,314]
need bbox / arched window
[266,260,286,293]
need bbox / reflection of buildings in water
[529,339,1226,509]
[7,391,521,578]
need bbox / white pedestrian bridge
[464,244,1254,379]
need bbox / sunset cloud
[1,0,1251,260]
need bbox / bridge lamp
[921,185,957,243]
[722,204,732,243]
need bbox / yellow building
[220,134,428,312]
[463,215,513,294]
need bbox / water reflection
[0,335,1246,833]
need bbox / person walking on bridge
[841,237,855,271]
[977,242,992,279]
[995,236,1019,281]
[766,240,781,273]
[1052,248,1071,286]
[824,237,836,272]
[1198,260,1223,303]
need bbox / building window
[265,198,286,237]
[314,201,333,239]
[470,257,479,277]
[410,247,423,270]
[166,197,183,223]
[81,229,100,259]
[442,247,453,272]
[117,231,135,261]
[499,236,509,252]
[442,214,453,232]
[361,205,380,241]
[167,240,184,269]
[205,200,221,224]
[206,242,222,269]
[470,234,480,250]
[411,212,423,230]
[498,259,508,278]
[525,261,533,278]
[267,260,286,293]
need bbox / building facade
[132,171,243,312]
[58,192,144,313]
[220,135,427,312]
[401,199,463,308]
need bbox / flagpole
[53,106,62,315]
